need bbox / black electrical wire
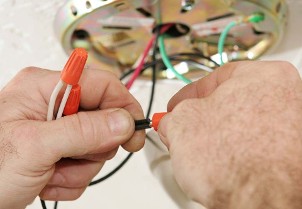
[89,152,133,186]
[146,26,160,118]
[40,199,47,209]
[170,52,220,67]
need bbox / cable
[146,26,160,118]
[126,25,172,89]
[218,21,237,66]
[89,152,134,186]
[218,13,265,66]
[54,201,58,209]
[40,199,47,209]
[169,52,220,67]
[158,35,192,84]
[189,62,214,73]
[126,36,156,89]
[47,80,64,121]
[56,84,72,119]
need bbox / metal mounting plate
[54,0,288,76]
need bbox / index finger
[34,68,145,152]
[79,69,146,152]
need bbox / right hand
[158,61,302,209]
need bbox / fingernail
[46,188,57,199]
[41,187,57,199]
[108,109,131,136]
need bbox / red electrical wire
[126,24,172,89]
[126,36,156,89]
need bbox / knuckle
[102,70,119,79]
[7,67,43,89]
[91,69,119,83]
[174,99,200,115]
[18,66,41,76]
[274,61,298,77]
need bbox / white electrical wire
[56,84,73,119]
[47,80,64,121]
[190,62,214,73]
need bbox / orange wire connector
[47,48,88,121]
[135,112,167,131]
[63,84,81,116]
[61,48,88,85]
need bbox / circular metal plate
[54,0,288,76]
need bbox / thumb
[157,112,172,149]
[37,108,134,160]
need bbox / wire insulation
[218,13,265,66]
[126,25,172,89]
[158,35,192,84]
[89,153,133,186]
[218,21,237,66]
[170,52,220,67]
[126,36,156,89]
[40,199,47,209]
[47,80,64,121]
[146,27,160,118]
[56,84,72,119]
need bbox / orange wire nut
[63,84,81,116]
[151,112,167,131]
[61,48,88,85]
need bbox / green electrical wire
[248,12,265,23]
[218,12,265,66]
[158,35,192,84]
[218,21,237,66]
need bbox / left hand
[0,67,145,209]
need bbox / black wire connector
[135,118,152,131]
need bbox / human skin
[158,61,302,209]
[0,67,145,209]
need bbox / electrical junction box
[54,0,288,78]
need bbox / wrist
[208,163,302,209]
[0,197,26,209]
[0,179,31,209]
